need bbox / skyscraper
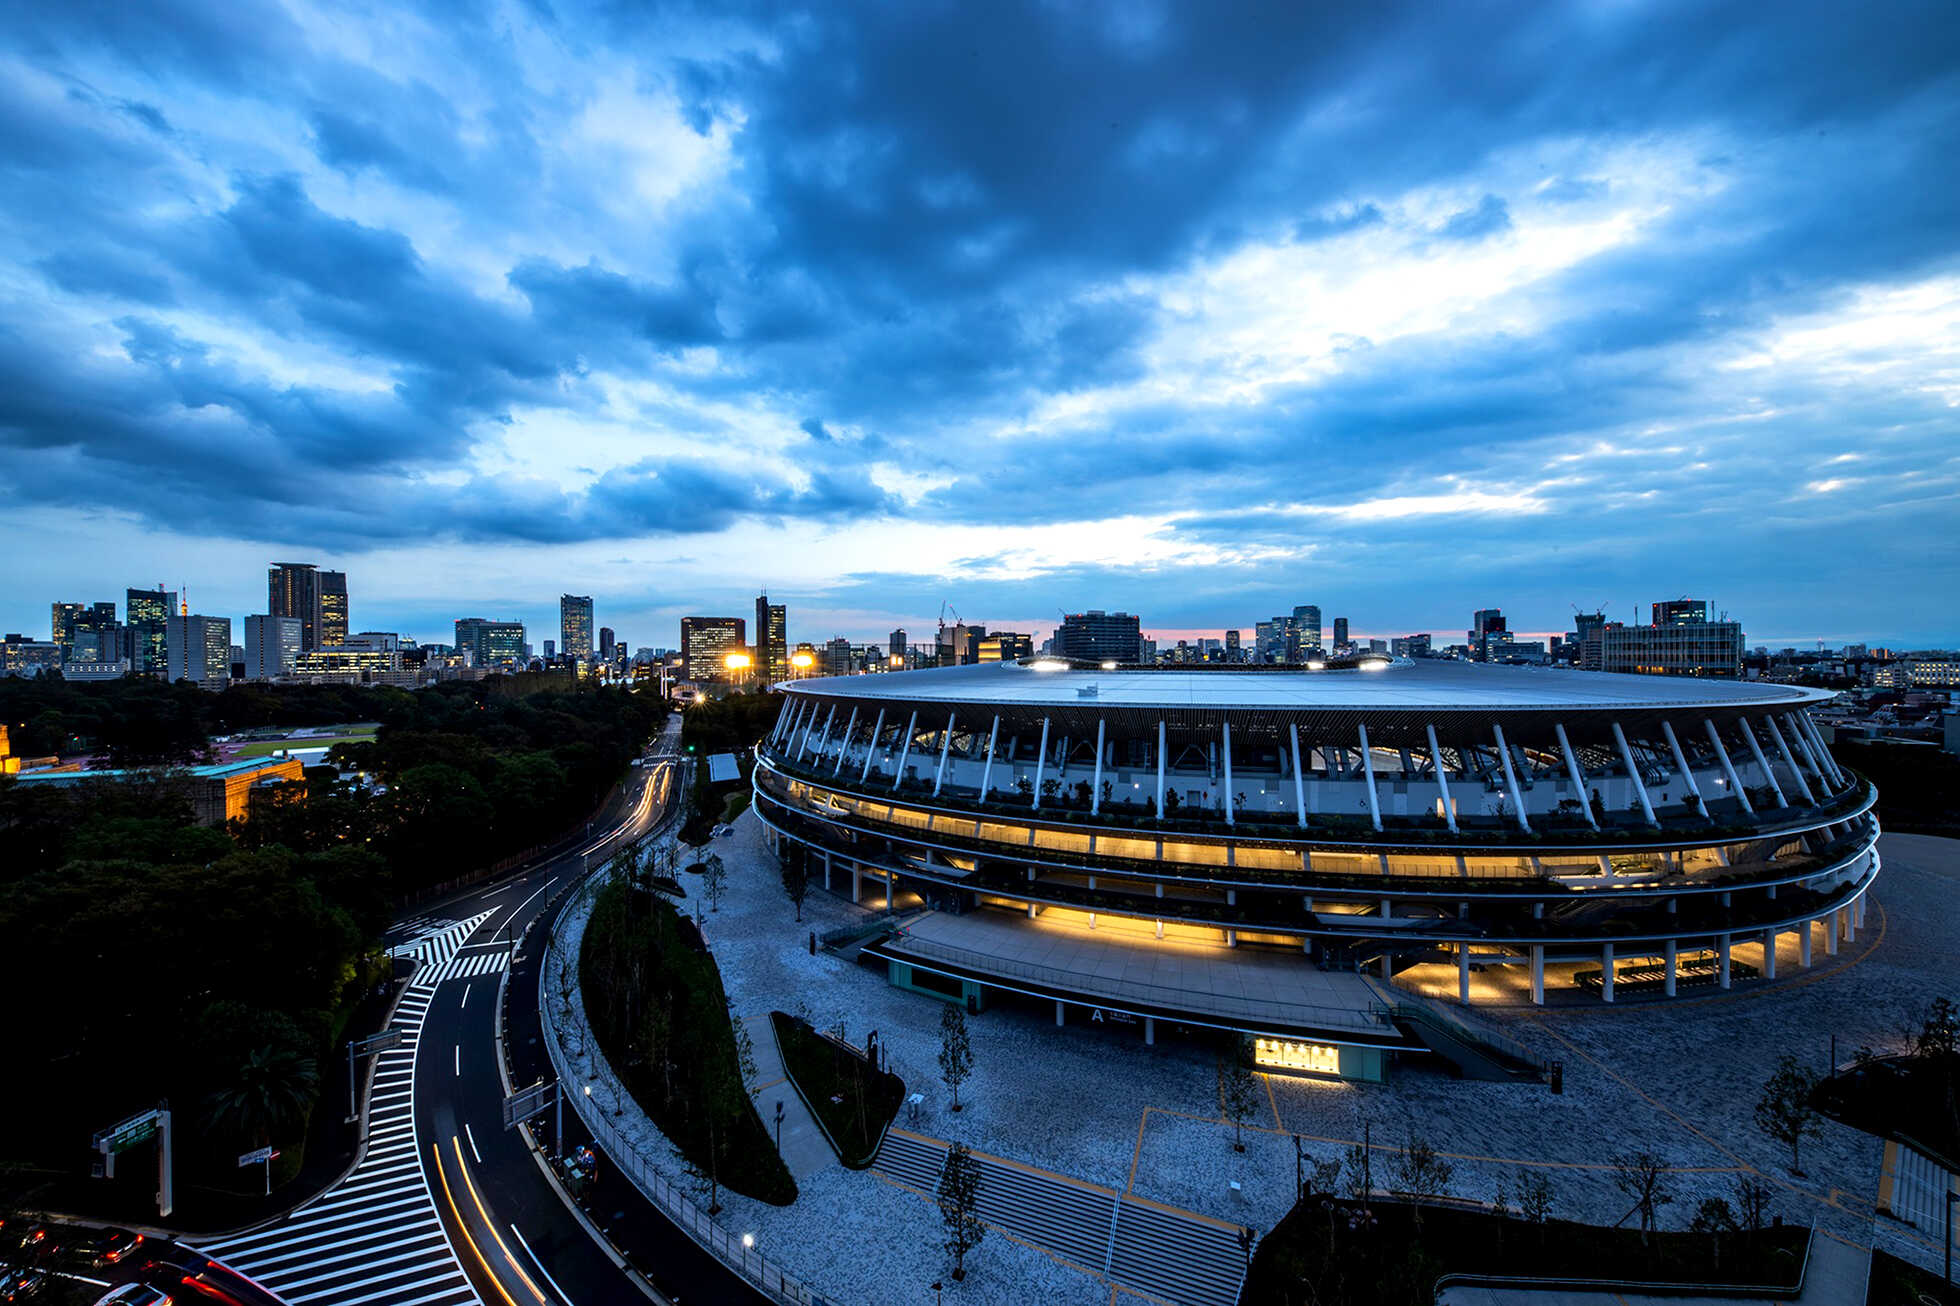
[125,586,174,676]
[1332,616,1349,651]
[319,570,349,647]
[51,603,83,657]
[1469,608,1510,662]
[560,594,594,660]
[599,627,616,661]
[68,602,120,663]
[165,614,232,688]
[680,616,746,681]
[889,628,907,656]
[245,615,303,681]
[454,618,526,669]
[269,563,323,651]
[755,594,787,680]
[1290,604,1323,657]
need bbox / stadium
[751,657,1878,1081]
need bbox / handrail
[881,930,1390,1034]
[540,867,834,1305]
[1369,995,1548,1076]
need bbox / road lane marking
[452,1137,548,1304]
[455,1044,460,1077]
[432,1141,520,1306]
[461,981,471,1010]
[509,1223,570,1305]
[466,1123,482,1164]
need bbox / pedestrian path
[389,911,496,989]
[753,1016,841,1180]
[197,985,481,1306]
[870,1127,1249,1306]
[414,941,512,987]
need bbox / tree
[700,853,728,912]
[1610,1150,1674,1245]
[1733,1175,1771,1233]
[780,849,810,922]
[1689,1196,1737,1270]
[1919,998,1958,1058]
[1754,1054,1822,1175]
[1515,1169,1554,1238]
[938,1142,986,1280]
[729,1001,758,1097]
[938,1003,973,1112]
[1218,1039,1260,1152]
[1391,1128,1454,1227]
[204,1044,319,1147]
[1342,1131,1373,1207]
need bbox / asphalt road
[409,716,772,1306]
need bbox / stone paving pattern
[563,817,1958,1304]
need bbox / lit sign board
[1252,1038,1340,1076]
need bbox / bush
[770,1013,905,1167]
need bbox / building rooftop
[780,658,1832,714]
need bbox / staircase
[870,1129,1251,1306]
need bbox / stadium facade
[752,657,1878,1081]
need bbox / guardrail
[1369,994,1549,1078]
[539,860,835,1305]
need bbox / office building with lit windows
[753,656,1877,1081]
[454,618,526,669]
[561,594,594,662]
[165,614,232,689]
[319,571,350,648]
[680,616,747,682]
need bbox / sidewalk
[748,1014,843,1181]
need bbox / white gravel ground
[550,817,1960,1302]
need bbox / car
[93,1285,172,1306]
[1,1267,48,1302]
[3,1224,56,1262]
[70,1227,144,1267]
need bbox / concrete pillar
[1359,722,1382,832]
[1222,721,1235,826]
[851,864,861,903]
[1031,717,1051,808]
[1458,943,1472,1006]
[1786,715,1830,795]
[884,872,893,912]
[891,710,918,791]
[1426,723,1457,832]
[977,714,1001,799]
[1027,902,1037,919]
[1492,722,1529,833]
[1762,930,1778,980]
[1601,943,1615,1003]
[1611,722,1658,827]
[1718,935,1732,988]
[1825,911,1840,956]
[1289,723,1308,828]
[1055,1000,1065,1026]
[932,712,956,795]
[1661,720,1702,814]
[1088,913,1096,929]
[1090,718,1106,814]
[1143,1017,1155,1046]
[832,706,859,775]
[1739,718,1789,808]
[1704,719,1753,815]
[1554,722,1597,830]
[1225,929,1237,948]
[860,708,886,782]
[1799,922,1813,969]
[1664,939,1678,997]
[1765,715,1817,804]
[1155,920,1164,939]
[1380,950,1393,979]
[1530,945,1545,1005]
[822,849,832,893]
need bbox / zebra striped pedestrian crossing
[198,986,480,1306]
[389,911,495,988]
[412,943,512,987]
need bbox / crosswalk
[414,944,512,987]
[389,911,496,988]
[198,985,481,1306]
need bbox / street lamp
[790,650,815,679]
[724,650,753,681]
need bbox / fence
[539,866,835,1306]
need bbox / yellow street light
[790,651,815,671]
[724,651,753,675]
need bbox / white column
[1426,724,1457,833]
[1090,718,1106,815]
[831,706,859,775]
[1825,911,1840,955]
[1739,718,1788,808]
[1155,719,1167,819]
[932,712,957,796]
[1222,721,1235,826]
[792,700,819,760]
[1663,939,1678,997]
[1765,716,1817,804]
[1611,722,1658,827]
[1762,930,1778,979]
[1718,934,1731,988]
[1799,921,1813,968]
[1358,723,1382,832]
[1031,717,1051,809]
[1290,723,1308,829]
[890,711,919,790]
[859,708,886,782]
[851,863,861,903]
[1530,945,1545,1005]
[1784,715,1830,796]
[1492,722,1529,833]
[770,699,795,745]
[978,714,1001,798]
[1704,719,1753,816]
[1554,722,1597,830]
[811,704,838,764]
[1799,711,1845,787]
[1457,943,1471,1005]
[1055,1000,1065,1027]
[1143,1016,1155,1047]
[1660,721,1702,813]
[1601,943,1615,1003]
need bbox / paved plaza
[553,820,1958,1304]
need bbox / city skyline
[0,4,1955,647]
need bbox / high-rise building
[755,595,787,679]
[165,614,232,689]
[245,614,303,681]
[1579,601,1744,678]
[599,627,616,661]
[1053,610,1143,662]
[1652,598,1710,626]
[125,587,175,676]
[544,639,557,661]
[1391,633,1433,657]
[1290,605,1323,656]
[318,570,349,647]
[51,603,83,657]
[976,632,1034,662]
[1224,629,1241,660]
[454,618,526,669]
[822,636,856,676]
[67,603,121,664]
[1332,616,1349,651]
[889,628,908,657]
[680,616,746,681]
[560,595,594,661]
[269,563,324,651]
[1468,608,1510,662]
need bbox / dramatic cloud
[0,0,1956,648]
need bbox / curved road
[208,717,770,1305]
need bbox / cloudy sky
[3,0,1957,651]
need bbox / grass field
[235,727,376,758]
